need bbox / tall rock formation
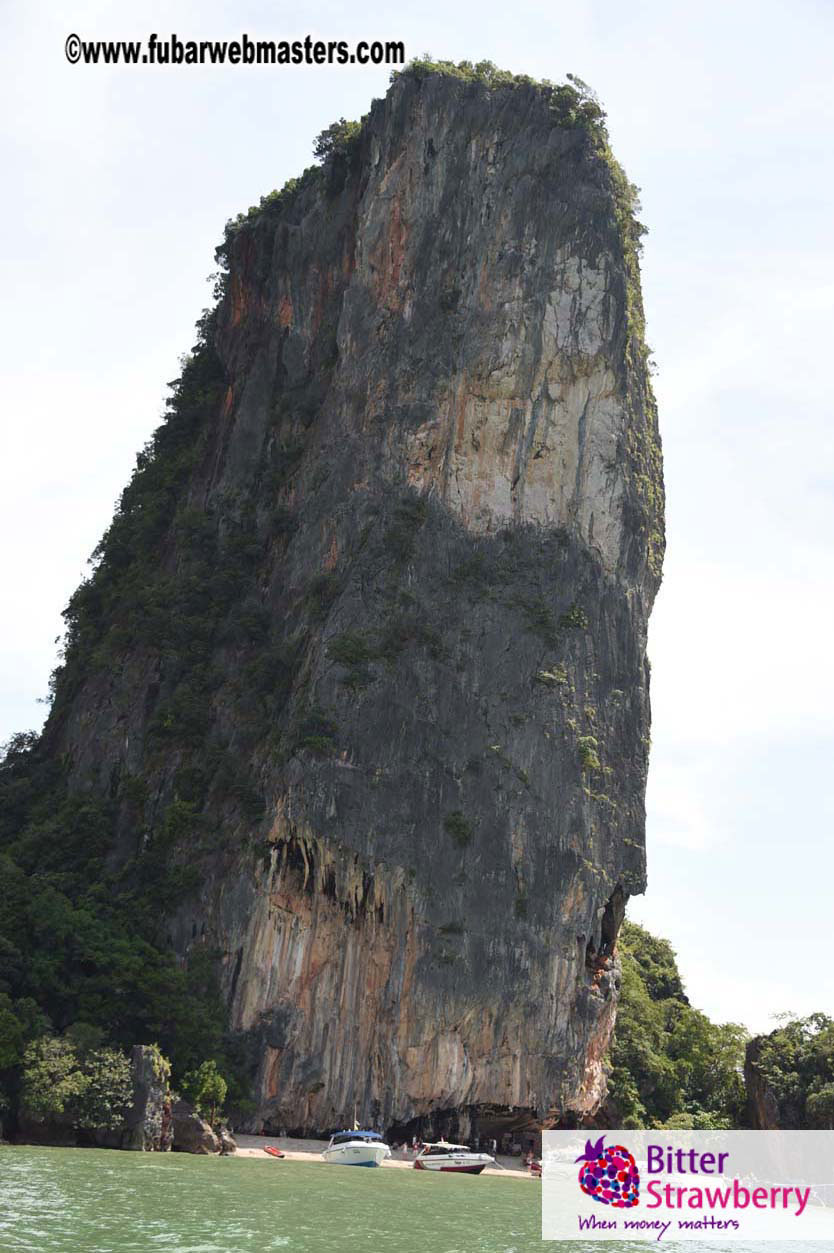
[37,64,664,1134]
[744,1037,782,1130]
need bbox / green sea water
[0,1146,809,1253]
[1,1147,540,1253]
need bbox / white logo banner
[542,1130,834,1241]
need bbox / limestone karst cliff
[5,62,663,1137]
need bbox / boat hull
[414,1160,488,1174]
[323,1143,391,1167]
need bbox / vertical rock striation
[46,66,664,1133]
[121,1045,172,1151]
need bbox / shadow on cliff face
[140,480,647,1134]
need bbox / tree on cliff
[182,1059,228,1126]
[313,118,361,161]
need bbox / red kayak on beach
[264,1146,285,1158]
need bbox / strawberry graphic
[576,1135,640,1208]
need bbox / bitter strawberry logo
[576,1135,640,1208]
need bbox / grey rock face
[121,1045,172,1151]
[744,1037,786,1129]
[16,1045,172,1150]
[171,1099,220,1154]
[52,70,663,1134]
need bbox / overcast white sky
[2,0,832,1034]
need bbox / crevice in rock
[273,826,394,925]
[600,882,625,955]
[583,882,625,1001]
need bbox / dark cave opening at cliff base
[386,1104,541,1155]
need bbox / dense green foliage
[577,735,602,772]
[0,746,231,1084]
[20,1035,133,1131]
[0,317,269,1126]
[182,1058,228,1125]
[608,922,748,1128]
[313,117,361,161]
[748,1014,834,1128]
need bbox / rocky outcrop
[171,1099,220,1154]
[45,66,663,1133]
[15,1044,172,1150]
[745,1035,791,1129]
[120,1045,172,1151]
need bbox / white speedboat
[322,1129,391,1167]
[413,1141,494,1174]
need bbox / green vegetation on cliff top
[215,58,662,579]
[219,59,628,253]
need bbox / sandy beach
[233,1134,536,1180]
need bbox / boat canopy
[329,1130,385,1143]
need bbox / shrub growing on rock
[313,118,361,162]
[443,811,474,848]
[182,1059,228,1125]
